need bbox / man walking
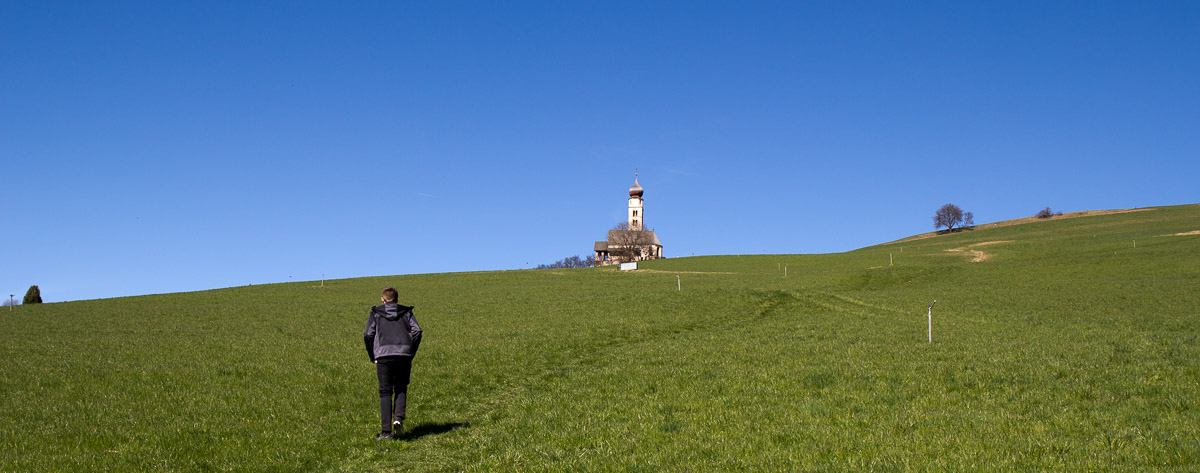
[364,286,422,440]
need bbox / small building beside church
[594,175,664,266]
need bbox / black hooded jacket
[363,302,422,362]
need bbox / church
[594,175,664,266]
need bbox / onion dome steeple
[628,173,644,197]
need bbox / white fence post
[927,301,937,343]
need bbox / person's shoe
[392,420,404,439]
[375,432,392,441]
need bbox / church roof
[594,241,609,251]
[606,230,662,247]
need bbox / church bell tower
[628,173,644,230]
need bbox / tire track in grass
[457,289,868,425]
[464,293,771,411]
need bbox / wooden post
[677,274,681,291]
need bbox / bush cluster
[536,255,595,269]
[1035,207,1063,219]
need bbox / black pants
[376,357,413,433]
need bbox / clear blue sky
[3,1,1197,302]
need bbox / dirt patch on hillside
[1170,230,1200,236]
[952,249,991,263]
[944,240,1014,263]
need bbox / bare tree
[608,222,658,262]
[933,203,965,232]
[963,211,975,228]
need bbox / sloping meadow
[2,204,1198,471]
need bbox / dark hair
[382,287,398,302]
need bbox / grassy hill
[2,204,1198,472]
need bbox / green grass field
[3,204,1198,472]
